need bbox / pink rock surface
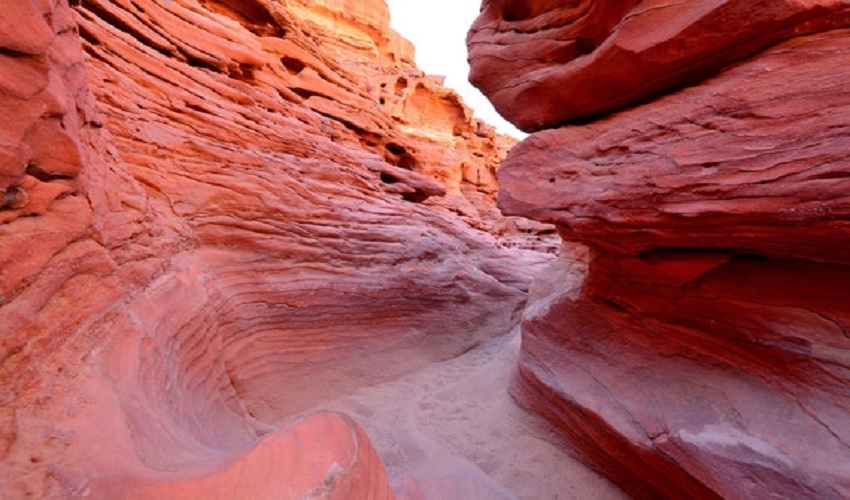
[0,0,552,496]
[517,244,850,498]
[468,0,850,131]
[479,1,850,497]
[499,30,850,264]
[89,412,393,500]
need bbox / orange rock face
[471,1,850,498]
[0,0,550,496]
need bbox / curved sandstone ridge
[478,0,850,496]
[499,31,850,264]
[0,0,551,496]
[89,411,394,499]
[468,0,850,131]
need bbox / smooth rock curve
[0,0,553,496]
[480,1,850,496]
[468,0,850,131]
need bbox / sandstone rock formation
[471,0,850,497]
[0,0,551,496]
[469,0,850,131]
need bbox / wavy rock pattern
[0,0,551,496]
[471,0,850,497]
[469,0,850,131]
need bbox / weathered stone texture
[469,0,850,131]
[0,0,550,496]
[471,0,850,497]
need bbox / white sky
[384,1,524,138]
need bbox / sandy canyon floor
[306,325,627,499]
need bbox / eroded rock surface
[0,0,552,497]
[471,0,850,497]
[469,0,850,131]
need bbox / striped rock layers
[0,0,549,496]
[470,0,850,497]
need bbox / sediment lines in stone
[0,0,549,496]
[499,30,850,263]
[468,0,850,131]
[473,1,850,496]
[517,249,850,498]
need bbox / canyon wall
[470,0,850,497]
[0,0,549,496]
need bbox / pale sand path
[308,327,627,499]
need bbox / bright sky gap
[384,1,525,138]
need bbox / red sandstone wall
[469,0,850,497]
[0,0,548,496]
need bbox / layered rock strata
[469,0,850,132]
[0,0,549,496]
[471,1,850,497]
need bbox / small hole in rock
[397,154,417,170]
[281,56,306,75]
[380,172,399,184]
[385,142,406,156]
[394,77,407,95]
[576,36,598,55]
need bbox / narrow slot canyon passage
[0,0,610,497]
[2,0,849,497]
[307,325,626,499]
